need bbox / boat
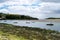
[14,22,18,23]
[4,20,7,22]
[46,20,54,26]
[32,22,35,23]
[46,24,54,26]
[26,21,30,24]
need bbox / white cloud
[7,0,41,5]
[0,9,10,13]
[0,0,60,19]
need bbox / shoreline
[0,19,60,22]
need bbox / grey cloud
[42,0,60,3]
[45,14,60,18]
[0,0,9,3]
[53,10,60,14]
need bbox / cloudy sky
[0,0,60,19]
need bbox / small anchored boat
[46,23,54,26]
[26,21,30,24]
[46,20,54,26]
[14,22,18,23]
[4,20,7,22]
[32,22,35,23]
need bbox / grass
[0,23,60,40]
[0,31,27,40]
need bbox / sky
[0,0,60,19]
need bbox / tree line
[0,13,38,20]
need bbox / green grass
[0,31,27,40]
[0,23,60,40]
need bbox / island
[46,17,60,19]
[0,13,38,20]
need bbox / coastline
[24,19,60,22]
[0,19,60,22]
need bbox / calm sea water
[0,20,60,32]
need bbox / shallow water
[0,20,60,32]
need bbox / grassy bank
[0,23,60,40]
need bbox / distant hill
[46,17,60,19]
[0,13,38,20]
